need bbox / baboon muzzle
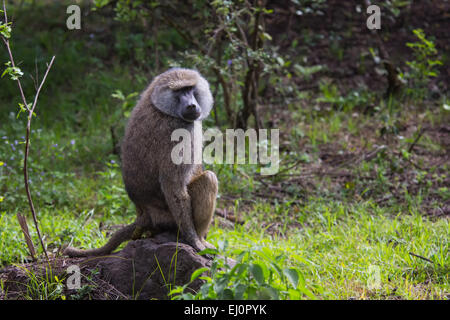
[180,92,201,121]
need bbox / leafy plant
[15,265,66,300]
[400,29,442,100]
[0,19,11,38]
[1,61,23,80]
[1,2,56,261]
[316,80,373,112]
[94,0,291,130]
[170,241,315,300]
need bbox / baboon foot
[131,226,144,240]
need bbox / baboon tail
[64,222,136,258]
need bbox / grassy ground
[0,2,448,299]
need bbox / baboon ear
[150,85,179,119]
[196,77,214,120]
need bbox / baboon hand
[188,238,217,260]
[188,237,213,259]
[190,237,207,252]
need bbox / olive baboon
[64,68,218,257]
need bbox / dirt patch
[0,257,126,300]
[0,233,215,300]
[267,0,449,94]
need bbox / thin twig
[2,44,29,111]
[29,56,55,114]
[2,1,55,261]
[407,127,425,153]
[354,145,387,165]
[23,55,55,262]
[409,252,433,264]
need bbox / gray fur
[64,68,217,257]
[150,68,213,121]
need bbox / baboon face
[175,85,201,122]
[150,68,213,123]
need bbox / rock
[87,233,212,300]
[1,232,231,300]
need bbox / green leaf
[93,0,111,8]
[1,67,9,78]
[111,90,125,100]
[16,103,30,119]
[288,288,301,299]
[298,286,316,299]
[234,284,247,300]
[198,248,218,256]
[182,292,195,300]
[262,32,272,41]
[222,288,234,299]
[0,23,12,39]
[213,276,229,294]
[269,261,283,279]
[247,286,258,300]
[198,275,212,282]
[401,149,411,160]
[262,285,279,299]
[3,65,23,81]
[200,282,212,298]
[190,267,209,282]
[126,92,139,99]
[250,263,265,285]
[234,263,248,279]
[168,286,184,296]
[283,268,299,289]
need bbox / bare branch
[1,2,55,261]
[409,252,433,264]
[30,56,55,114]
[23,56,55,262]
[2,38,30,111]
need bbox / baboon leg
[134,203,178,238]
[132,205,148,240]
[64,222,137,257]
[188,170,218,240]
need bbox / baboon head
[149,68,213,122]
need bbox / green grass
[170,198,448,300]
[1,197,448,299]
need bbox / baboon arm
[159,179,205,252]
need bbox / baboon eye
[174,86,193,93]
